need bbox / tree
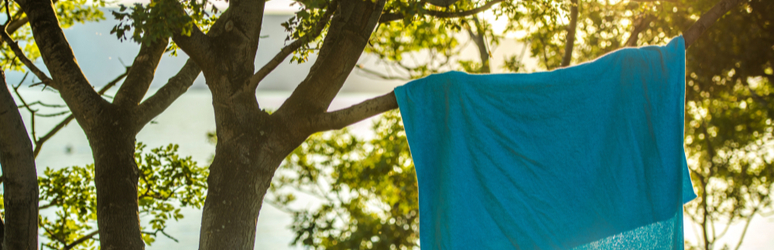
[1,0,215,248]
[274,0,773,249]
[1,0,753,250]
[35,143,208,250]
[1,1,107,248]
[512,0,774,248]
[0,70,38,249]
[269,110,420,249]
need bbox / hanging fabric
[394,36,695,249]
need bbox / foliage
[679,1,774,248]
[27,143,209,249]
[110,0,219,55]
[273,0,774,249]
[1,0,107,72]
[269,110,419,250]
[281,0,333,64]
[364,0,524,78]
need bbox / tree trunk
[198,90,300,250]
[0,71,39,250]
[88,109,144,250]
[561,0,579,67]
[467,17,490,73]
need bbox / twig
[4,0,11,25]
[354,64,411,81]
[63,230,99,250]
[141,229,179,243]
[733,207,758,250]
[31,69,129,158]
[12,73,37,141]
[0,27,55,88]
[379,0,505,23]
[34,110,70,117]
[25,101,67,108]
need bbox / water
[18,87,384,249]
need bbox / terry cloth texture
[394,36,696,249]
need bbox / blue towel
[394,36,695,249]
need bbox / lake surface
[20,88,383,249]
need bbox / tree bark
[683,0,744,48]
[189,0,386,249]
[467,17,490,73]
[198,99,297,249]
[561,0,579,67]
[15,0,204,248]
[0,71,39,250]
[85,106,144,250]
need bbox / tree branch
[32,69,129,158]
[733,207,758,250]
[355,64,411,81]
[135,59,200,128]
[113,37,169,107]
[63,230,99,250]
[0,0,60,45]
[310,0,745,133]
[466,17,490,73]
[0,28,54,87]
[247,0,338,91]
[16,0,107,122]
[683,0,744,48]
[12,74,37,142]
[278,0,386,117]
[0,16,28,45]
[379,0,504,23]
[623,14,655,47]
[0,70,39,250]
[561,0,579,67]
[305,91,397,132]
[167,3,215,70]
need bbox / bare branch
[32,69,129,158]
[135,59,200,128]
[16,0,107,122]
[63,230,99,250]
[379,0,504,23]
[0,28,54,87]
[25,101,66,108]
[355,64,411,81]
[12,73,37,141]
[683,0,744,48]
[113,37,169,107]
[467,17,491,73]
[623,14,655,47]
[561,0,579,67]
[733,207,758,250]
[0,13,32,45]
[0,0,60,45]
[305,91,397,132]
[247,0,338,91]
